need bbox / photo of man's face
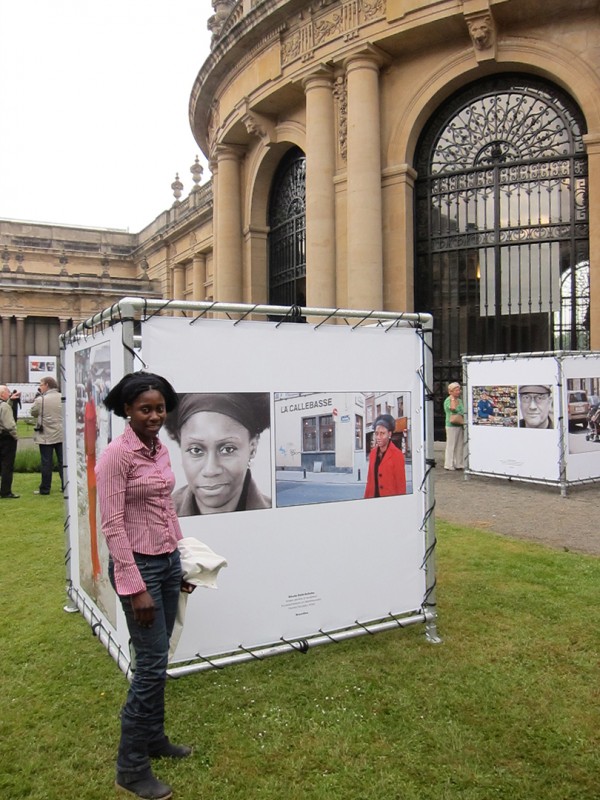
[519,385,552,429]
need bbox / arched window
[268,147,306,307]
[414,75,589,422]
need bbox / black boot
[148,736,192,759]
[115,769,172,799]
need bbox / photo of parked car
[567,389,590,428]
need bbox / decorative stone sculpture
[467,14,494,50]
[190,156,203,192]
[171,173,183,204]
[208,0,235,45]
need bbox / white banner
[28,355,57,383]
[64,330,125,640]
[141,317,429,663]
[562,353,600,482]
[466,355,561,482]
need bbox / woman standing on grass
[444,381,465,471]
[96,371,195,800]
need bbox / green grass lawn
[1,475,598,799]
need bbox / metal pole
[422,316,442,644]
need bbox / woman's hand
[181,580,196,594]
[130,590,155,627]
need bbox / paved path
[433,444,600,556]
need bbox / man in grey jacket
[0,385,19,498]
[31,376,64,495]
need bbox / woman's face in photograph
[180,411,258,514]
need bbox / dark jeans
[109,549,182,777]
[38,442,64,494]
[0,434,17,496]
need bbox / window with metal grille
[268,147,306,307]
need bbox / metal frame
[61,297,440,676]
[463,349,600,496]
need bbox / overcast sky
[0,1,212,232]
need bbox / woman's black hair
[103,371,179,418]
[164,392,270,443]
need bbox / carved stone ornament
[467,13,495,51]
[242,111,276,144]
[208,0,235,45]
[333,75,348,161]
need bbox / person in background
[0,385,19,498]
[96,371,195,800]
[9,388,21,422]
[364,413,406,498]
[31,376,64,495]
[444,382,465,470]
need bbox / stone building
[2,0,598,426]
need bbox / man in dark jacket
[0,385,19,498]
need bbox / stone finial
[190,156,203,192]
[208,0,235,45]
[171,173,183,204]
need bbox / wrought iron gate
[268,147,306,307]
[414,74,589,435]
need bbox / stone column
[215,145,244,302]
[1,316,11,383]
[15,316,26,383]
[344,52,383,311]
[172,263,186,315]
[382,163,418,311]
[584,133,600,349]
[303,68,336,308]
[192,254,206,301]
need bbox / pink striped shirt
[95,425,182,596]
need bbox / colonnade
[169,252,209,315]
[1,315,70,384]
[206,48,408,313]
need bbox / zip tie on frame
[420,502,435,534]
[354,619,375,635]
[190,301,219,324]
[91,621,103,637]
[280,636,310,653]
[383,313,412,332]
[194,652,225,670]
[275,304,304,327]
[386,611,416,629]
[237,644,264,660]
[351,310,376,329]
[420,537,437,571]
[233,304,260,325]
[142,300,172,321]
[318,628,340,643]
[416,325,434,358]
[422,579,437,607]
[314,308,339,329]
[419,461,436,492]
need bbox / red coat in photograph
[364,440,406,498]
